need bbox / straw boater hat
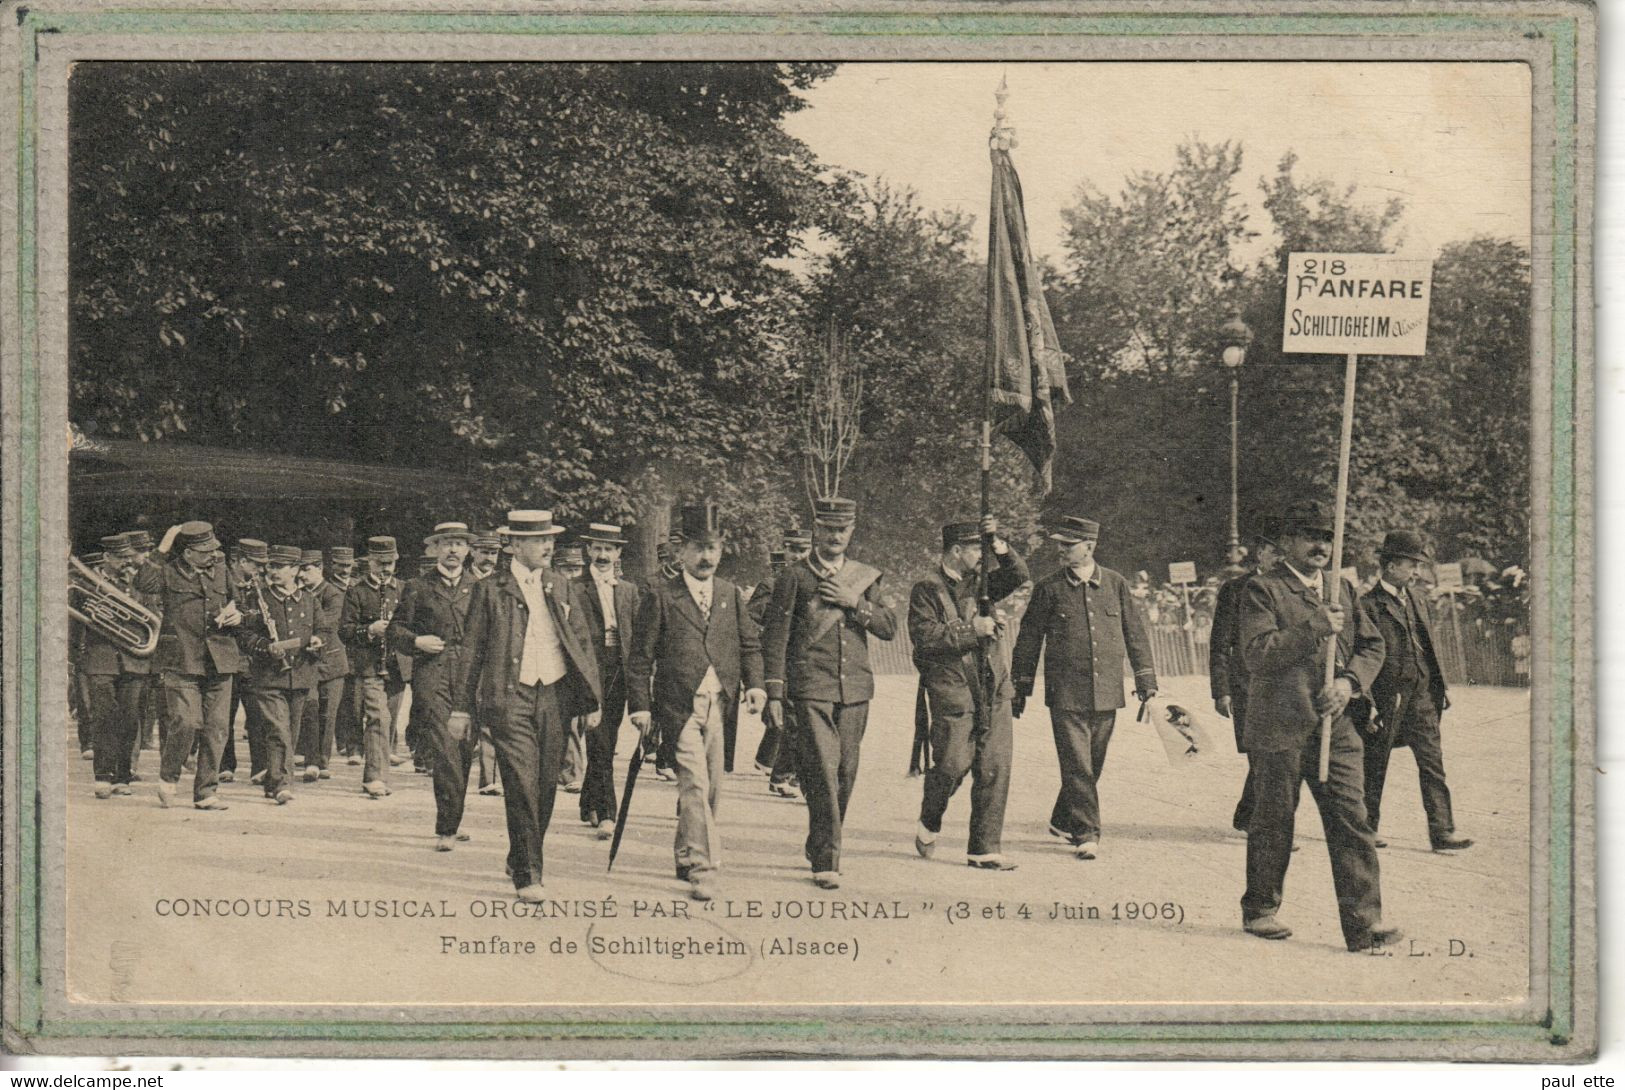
[580,521,628,546]
[504,510,566,537]
[424,521,472,545]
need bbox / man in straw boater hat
[1011,515,1157,862]
[628,503,765,901]
[390,521,481,850]
[1210,520,1282,834]
[576,521,643,839]
[134,521,245,811]
[910,517,1030,870]
[1237,499,1399,951]
[295,548,350,783]
[1359,529,1473,854]
[761,497,897,890]
[450,511,601,901]
[340,536,406,799]
[235,544,324,806]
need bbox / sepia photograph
[1,0,1594,1062]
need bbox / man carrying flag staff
[761,497,896,890]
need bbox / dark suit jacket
[1209,572,1252,703]
[309,580,350,682]
[235,586,320,690]
[389,569,478,689]
[1239,562,1386,752]
[575,570,643,679]
[908,549,1030,713]
[627,575,763,745]
[1011,564,1156,712]
[133,557,243,677]
[761,556,896,704]
[1360,580,1448,746]
[452,567,601,723]
[341,576,405,679]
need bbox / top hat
[425,521,472,544]
[266,544,303,567]
[580,521,628,546]
[1047,516,1101,544]
[366,535,399,560]
[299,549,324,567]
[1378,529,1432,564]
[812,497,857,527]
[940,521,982,551]
[676,502,723,543]
[176,521,221,553]
[328,546,356,565]
[470,531,501,550]
[235,538,270,564]
[125,529,154,551]
[504,510,566,537]
[1277,500,1335,537]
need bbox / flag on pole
[987,145,1071,495]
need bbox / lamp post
[1219,315,1254,566]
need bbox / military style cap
[425,521,472,544]
[236,538,270,564]
[812,497,857,527]
[328,546,356,564]
[125,529,154,550]
[366,535,399,560]
[82,550,105,567]
[655,542,674,564]
[299,549,324,566]
[267,544,303,566]
[940,521,981,550]
[581,521,627,546]
[677,502,723,544]
[1277,500,1335,536]
[553,541,586,568]
[770,548,787,564]
[783,527,812,549]
[470,531,501,550]
[505,510,566,537]
[100,533,135,557]
[1047,516,1101,544]
[1378,529,1432,564]
[176,521,220,552]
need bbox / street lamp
[1218,315,1254,566]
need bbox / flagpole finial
[991,76,1017,151]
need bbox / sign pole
[1445,588,1464,679]
[1318,351,1358,783]
[1179,580,1198,673]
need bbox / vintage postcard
[0,0,1594,1061]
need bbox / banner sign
[1434,561,1464,590]
[1167,561,1197,585]
[1283,252,1434,357]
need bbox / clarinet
[250,573,294,672]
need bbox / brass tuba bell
[69,556,160,656]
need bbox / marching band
[69,497,1473,950]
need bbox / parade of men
[911,517,1029,869]
[390,522,480,849]
[1360,530,1472,853]
[1237,500,1397,951]
[628,503,766,901]
[762,497,897,890]
[577,522,640,839]
[1011,516,1157,861]
[449,511,602,901]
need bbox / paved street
[65,675,1531,1009]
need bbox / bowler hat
[580,521,628,546]
[235,538,270,564]
[176,521,220,552]
[366,535,399,560]
[941,521,981,551]
[1277,500,1335,537]
[1378,529,1432,564]
[266,544,302,566]
[1047,516,1101,544]
[425,521,472,544]
[812,497,857,527]
[677,503,723,543]
[504,510,565,537]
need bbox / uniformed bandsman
[295,548,350,783]
[340,536,405,798]
[911,517,1029,869]
[124,528,162,768]
[326,547,362,765]
[1011,515,1157,861]
[749,547,789,776]
[81,536,142,797]
[234,544,322,806]
[390,522,480,850]
[223,539,269,785]
[761,496,897,890]
[1237,499,1398,951]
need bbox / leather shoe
[676,864,692,882]
[1048,823,1073,841]
[479,784,502,796]
[813,872,840,890]
[1432,835,1474,852]
[111,784,133,796]
[967,855,1018,871]
[690,878,718,902]
[302,767,320,783]
[515,883,546,903]
[595,820,614,842]
[194,796,229,811]
[1074,840,1099,861]
[218,771,234,783]
[94,781,113,800]
[916,824,937,859]
[274,789,294,805]
[1348,926,1402,953]
[362,780,391,798]
[1374,837,1388,848]
[435,835,456,852]
[1244,916,1293,940]
[156,782,175,808]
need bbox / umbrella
[606,738,647,872]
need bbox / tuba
[69,556,160,656]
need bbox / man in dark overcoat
[1011,515,1157,860]
[1359,529,1473,853]
[1210,527,1280,832]
[910,518,1029,868]
[1238,500,1398,951]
